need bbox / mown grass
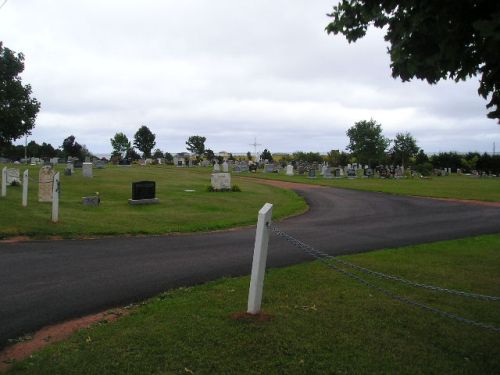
[0,164,306,239]
[7,234,500,374]
[244,171,500,201]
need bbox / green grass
[244,171,500,201]
[7,234,500,374]
[0,164,306,239]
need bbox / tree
[185,135,206,158]
[62,135,83,158]
[164,152,173,164]
[261,149,273,162]
[415,149,429,165]
[204,148,215,161]
[133,125,156,158]
[152,149,164,159]
[391,132,419,168]
[110,132,131,158]
[346,119,389,166]
[39,142,57,158]
[0,43,41,147]
[246,151,252,160]
[326,1,500,122]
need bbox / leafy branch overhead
[0,42,41,146]
[326,1,500,122]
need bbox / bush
[415,162,433,176]
[206,185,242,192]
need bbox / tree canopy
[133,125,156,158]
[110,132,131,157]
[346,119,389,166]
[326,1,500,122]
[0,42,41,147]
[391,132,419,168]
[186,135,206,157]
[62,135,83,158]
[261,149,273,162]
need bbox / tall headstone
[213,162,220,172]
[1,167,6,197]
[323,167,333,179]
[308,169,316,178]
[51,172,60,222]
[222,161,229,172]
[22,170,28,207]
[38,166,55,202]
[286,164,294,176]
[82,162,93,178]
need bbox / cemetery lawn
[245,173,500,202]
[7,234,500,374]
[0,165,306,240]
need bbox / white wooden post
[22,169,29,207]
[247,202,273,314]
[51,172,60,223]
[1,167,6,197]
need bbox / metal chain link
[270,226,500,301]
[270,225,500,333]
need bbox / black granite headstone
[132,181,156,200]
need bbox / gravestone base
[128,198,160,205]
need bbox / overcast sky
[1,0,498,156]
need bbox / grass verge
[0,165,306,239]
[243,171,500,202]
[6,234,500,374]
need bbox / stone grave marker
[222,161,229,172]
[347,169,356,178]
[211,173,231,190]
[323,167,333,179]
[286,164,294,176]
[6,168,20,185]
[213,162,221,172]
[39,166,55,202]
[129,181,159,205]
[308,168,316,178]
[83,162,93,177]
[82,195,100,206]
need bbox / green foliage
[133,125,156,158]
[292,151,324,164]
[346,119,389,166]
[326,149,350,166]
[261,148,273,162]
[185,135,206,157]
[0,43,41,147]
[246,151,252,160]
[326,1,500,122]
[204,148,215,161]
[415,149,429,165]
[152,149,164,159]
[164,152,173,164]
[110,132,131,157]
[391,132,419,167]
[61,135,83,159]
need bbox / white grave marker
[52,172,60,222]
[1,167,6,197]
[22,170,29,207]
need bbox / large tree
[391,132,419,168]
[326,1,500,122]
[185,135,206,158]
[133,125,156,158]
[110,132,131,157]
[346,119,389,166]
[0,42,41,147]
[62,135,83,158]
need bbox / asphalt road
[1,186,500,348]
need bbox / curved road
[1,184,500,348]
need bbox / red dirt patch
[0,308,129,372]
[239,177,325,190]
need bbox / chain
[270,226,499,301]
[270,225,500,333]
